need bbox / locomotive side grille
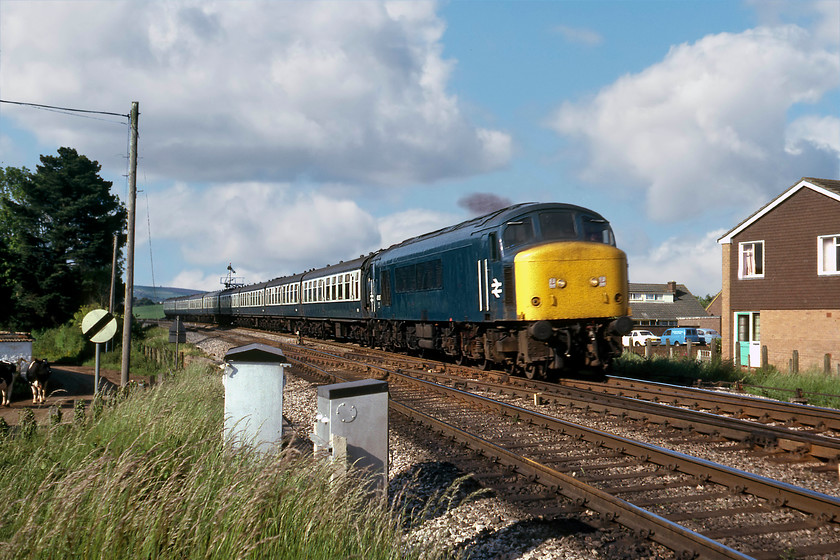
[503,266,514,306]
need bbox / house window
[818,235,840,275]
[738,241,764,279]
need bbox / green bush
[613,352,741,385]
[31,306,95,362]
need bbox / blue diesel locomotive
[164,202,632,377]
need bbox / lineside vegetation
[615,352,840,409]
[0,363,437,560]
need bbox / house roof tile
[628,283,708,321]
[719,177,840,243]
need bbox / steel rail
[389,398,757,560]
[281,342,840,520]
[227,332,840,558]
[394,374,840,520]
[412,369,840,462]
[558,376,840,432]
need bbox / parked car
[697,328,721,345]
[621,329,660,347]
[659,327,703,346]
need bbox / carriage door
[735,312,760,368]
[366,261,379,318]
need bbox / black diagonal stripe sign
[82,309,118,344]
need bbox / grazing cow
[0,361,18,406]
[23,359,51,404]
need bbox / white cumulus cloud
[627,229,726,298]
[143,182,382,287]
[1,0,511,186]
[549,25,839,222]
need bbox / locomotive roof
[165,202,608,299]
[381,202,606,253]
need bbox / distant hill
[135,285,205,303]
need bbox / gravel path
[191,331,840,560]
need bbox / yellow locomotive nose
[514,241,628,321]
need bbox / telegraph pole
[121,101,139,386]
[107,233,118,353]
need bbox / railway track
[263,329,840,466]
[192,325,840,558]
[278,341,840,559]
[554,376,840,434]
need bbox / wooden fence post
[825,354,831,375]
[761,345,768,369]
[791,350,799,374]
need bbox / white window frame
[818,235,840,276]
[738,240,764,279]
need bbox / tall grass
[741,367,840,409]
[0,364,433,560]
[614,352,840,408]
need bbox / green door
[735,312,760,367]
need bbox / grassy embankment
[614,352,840,409]
[0,361,439,560]
[133,303,165,320]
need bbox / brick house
[628,282,713,335]
[717,177,840,371]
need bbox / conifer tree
[0,148,127,330]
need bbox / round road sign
[82,309,118,344]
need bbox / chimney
[667,281,677,293]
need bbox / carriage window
[503,218,534,249]
[539,211,576,240]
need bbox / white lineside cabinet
[223,343,289,453]
[313,379,389,492]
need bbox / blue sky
[1,0,838,298]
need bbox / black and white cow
[23,359,51,404]
[0,361,18,406]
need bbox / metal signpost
[81,309,118,395]
[169,316,186,369]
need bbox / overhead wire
[0,98,128,120]
[144,189,158,302]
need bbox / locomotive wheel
[455,352,467,366]
[524,363,546,380]
[478,358,493,371]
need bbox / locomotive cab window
[539,211,577,241]
[582,217,615,245]
[488,232,500,261]
[503,218,534,249]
